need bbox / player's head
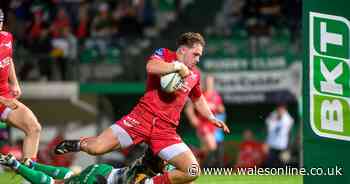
[176,32,205,68]
[123,148,166,184]
[0,9,4,31]
[276,103,287,116]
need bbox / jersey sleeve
[148,48,173,63]
[189,80,202,101]
[148,48,165,61]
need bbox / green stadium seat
[157,0,176,12]
[105,47,120,64]
[79,48,98,64]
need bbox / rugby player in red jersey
[56,32,230,184]
[0,9,42,166]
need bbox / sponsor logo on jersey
[155,48,164,57]
[3,41,11,48]
[174,80,191,93]
[0,40,11,49]
[0,57,11,68]
[123,117,140,127]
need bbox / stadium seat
[79,48,98,64]
[105,47,120,64]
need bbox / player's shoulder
[283,112,294,124]
[0,31,12,38]
[153,48,174,56]
[150,48,176,62]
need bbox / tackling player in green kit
[0,148,164,184]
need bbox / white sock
[11,159,20,170]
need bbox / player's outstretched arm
[193,95,230,133]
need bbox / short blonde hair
[176,32,205,48]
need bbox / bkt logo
[310,12,350,141]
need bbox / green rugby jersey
[65,164,113,184]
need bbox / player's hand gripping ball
[160,72,183,93]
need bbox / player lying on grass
[0,148,165,184]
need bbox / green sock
[32,162,73,180]
[17,164,53,184]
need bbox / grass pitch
[0,171,302,184]
[0,171,23,184]
[196,175,303,184]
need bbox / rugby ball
[160,72,183,93]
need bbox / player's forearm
[9,60,19,86]
[193,95,215,121]
[146,59,180,75]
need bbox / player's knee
[21,110,41,135]
[27,121,41,135]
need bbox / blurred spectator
[235,130,265,169]
[185,75,226,167]
[211,0,245,36]
[0,140,23,160]
[264,104,294,168]
[258,0,282,28]
[116,5,143,38]
[135,0,155,28]
[10,0,32,22]
[50,7,71,38]
[243,0,283,36]
[27,10,48,45]
[18,10,51,80]
[9,0,32,42]
[75,3,90,41]
[6,0,185,81]
[86,2,114,55]
[91,3,114,38]
[20,21,52,81]
[282,0,301,42]
[53,0,82,26]
[36,30,53,81]
[51,27,77,80]
[112,0,130,20]
[63,27,78,60]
